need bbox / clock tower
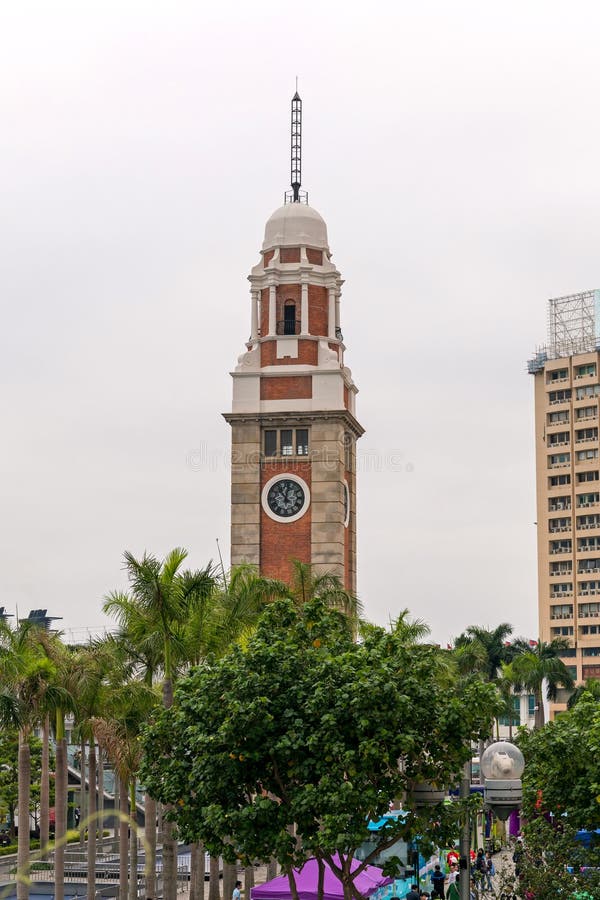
[223,93,363,591]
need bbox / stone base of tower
[226,412,360,593]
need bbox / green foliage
[499,819,600,900]
[141,599,500,879]
[518,694,600,827]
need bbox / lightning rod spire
[291,89,302,202]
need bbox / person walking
[233,880,242,900]
[446,875,459,900]
[484,852,495,891]
[430,864,445,899]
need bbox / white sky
[3,0,600,646]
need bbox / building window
[578,493,600,507]
[549,474,571,487]
[577,515,600,529]
[577,449,598,461]
[579,602,600,617]
[283,301,297,335]
[549,453,571,466]
[578,471,600,483]
[581,625,599,635]
[528,694,536,717]
[576,363,596,378]
[550,604,573,619]
[499,695,521,727]
[296,429,309,455]
[552,626,574,636]
[549,410,569,424]
[578,557,600,571]
[549,518,571,532]
[583,664,600,677]
[576,384,600,399]
[550,582,573,595]
[577,406,597,419]
[548,431,570,445]
[263,427,310,458]
[548,368,569,382]
[582,647,600,657]
[567,665,578,679]
[549,389,572,403]
[576,428,598,442]
[550,539,572,553]
[264,430,278,456]
[579,537,600,551]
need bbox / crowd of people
[400,847,497,900]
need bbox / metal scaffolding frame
[528,289,600,372]
[548,290,600,358]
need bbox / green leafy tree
[518,693,600,827]
[141,599,500,900]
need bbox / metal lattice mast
[291,91,302,202]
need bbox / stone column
[301,281,309,334]
[268,284,276,336]
[328,288,336,339]
[250,290,259,341]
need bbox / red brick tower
[223,93,363,591]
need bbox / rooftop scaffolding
[528,289,600,372]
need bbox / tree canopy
[141,599,500,900]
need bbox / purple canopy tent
[251,855,393,900]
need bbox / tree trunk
[534,688,545,729]
[244,864,254,900]
[79,735,86,845]
[88,738,97,899]
[17,728,31,900]
[223,861,237,900]
[114,771,121,845]
[129,781,138,900]
[157,800,163,843]
[145,793,157,899]
[162,674,177,900]
[209,854,221,900]
[120,777,129,896]
[97,745,104,853]
[286,867,300,900]
[40,714,50,860]
[54,731,67,900]
[267,859,278,881]
[190,841,205,900]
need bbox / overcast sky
[3,0,600,645]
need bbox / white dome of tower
[262,203,329,252]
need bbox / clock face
[266,478,306,518]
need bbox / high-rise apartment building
[529,290,600,713]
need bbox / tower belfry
[224,94,363,590]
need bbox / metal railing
[276,319,300,335]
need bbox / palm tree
[286,559,362,619]
[508,638,575,728]
[454,623,515,680]
[567,677,600,709]
[93,679,158,900]
[104,548,216,900]
[0,621,65,900]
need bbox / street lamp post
[480,741,525,822]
